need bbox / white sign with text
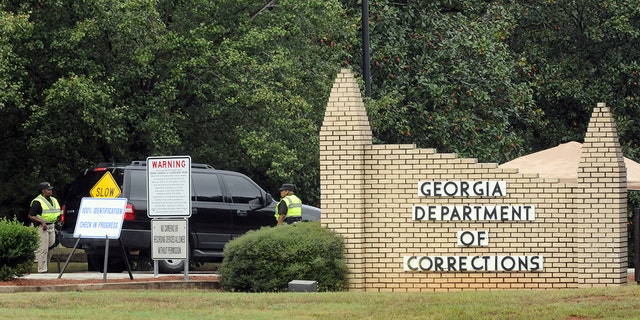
[151,219,188,260]
[73,197,127,239]
[147,156,192,217]
[406,180,543,272]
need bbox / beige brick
[321,71,627,291]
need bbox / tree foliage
[0,0,349,217]
[0,8,35,218]
[0,0,639,219]
[342,0,640,163]
[360,1,544,163]
[510,0,640,156]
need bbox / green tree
[510,0,640,157]
[0,8,36,220]
[1,0,351,215]
[2,0,639,220]
[197,0,350,204]
[343,0,545,163]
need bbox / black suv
[59,161,320,273]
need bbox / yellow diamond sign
[90,171,121,198]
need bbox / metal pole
[362,0,371,97]
[634,208,639,284]
[103,236,109,283]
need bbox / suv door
[189,171,233,251]
[222,172,276,238]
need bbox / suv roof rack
[193,163,215,169]
[95,162,127,168]
[128,160,214,170]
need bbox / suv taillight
[60,204,66,223]
[124,203,135,221]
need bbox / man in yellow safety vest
[274,183,302,225]
[28,182,61,273]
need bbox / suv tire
[158,259,185,273]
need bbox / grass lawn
[2,285,640,319]
[16,247,639,319]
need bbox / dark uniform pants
[285,216,302,224]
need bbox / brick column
[320,69,372,291]
[576,102,628,286]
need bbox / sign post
[146,156,191,279]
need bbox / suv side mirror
[265,193,274,204]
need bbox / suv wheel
[158,259,185,273]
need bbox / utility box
[288,280,317,292]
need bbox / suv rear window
[128,169,147,201]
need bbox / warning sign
[90,171,121,198]
[146,156,191,217]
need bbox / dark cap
[278,183,296,191]
[38,182,53,191]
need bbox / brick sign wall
[319,69,628,292]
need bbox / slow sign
[90,171,121,198]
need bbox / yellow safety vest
[274,194,302,221]
[31,195,61,223]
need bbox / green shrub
[0,218,39,280]
[219,222,348,292]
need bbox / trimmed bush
[219,222,348,292]
[0,218,39,280]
